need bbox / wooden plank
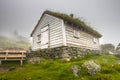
[0,60,1,64]
[62,21,66,46]
[50,41,63,45]
[50,37,63,41]
[0,50,26,63]
[20,60,23,66]
[67,43,93,50]
[50,28,62,32]
[0,59,25,61]
[50,23,62,27]
[50,43,63,48]
[50,34,63,39]
[0,50,26,53]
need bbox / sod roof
[31,10,102,37]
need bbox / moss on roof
[31,10,102,37]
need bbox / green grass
[0,54,120,80]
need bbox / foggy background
[0,0,120,46]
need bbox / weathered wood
[20,60,23,66]
[0,60,1,64]
[0,50,26,53]
[48,24,50,48]
[0,49,26,65]
[62,20,67,46]
[0,58,26,60]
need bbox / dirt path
[0,67,9,73]
[0,66,24,73]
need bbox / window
[73,29,79,38]
[37,34,41,43]
[93,38,97,44]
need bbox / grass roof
[31,10,102,37]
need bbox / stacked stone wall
[28,46,100,59]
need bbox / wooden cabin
[0,49,26,65]
[31,10,102,51]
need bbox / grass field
[0,54,120,80]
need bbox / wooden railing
[0,50,26,53]
[0,50,26,65]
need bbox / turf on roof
[31,10,102,37]
[44,10,102,38]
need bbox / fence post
[0,60,1,65]
[20,60,23,66]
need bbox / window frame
[73,28,79,38]
[93,38,97,44]
[37,34,41,44]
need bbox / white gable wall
[32,14,64,50]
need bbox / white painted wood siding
[65,24,100,50]
[32,14,63,50]
[32,13,100,51]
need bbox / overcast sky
[0,0,120,46]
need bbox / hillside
[0,54,120,80]
[0,35,30,50]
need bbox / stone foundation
[28,46,100,59]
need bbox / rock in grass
[70,65,81,77]
[9,66,16,71]
[82,60,101,76]
[61,53,71,61]
[28,57,41,64]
